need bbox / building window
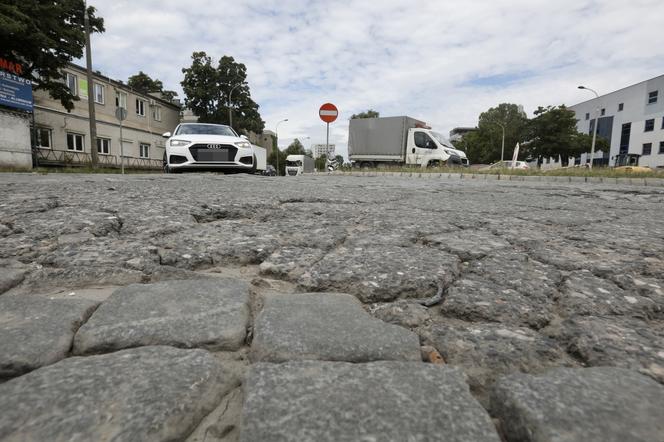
[139,143,149,158]
[65,72,78,96]
[136,99,146,116]
[648,90,658,104]
[600,108,605,116]
[585,113,589,120]
[152,105,161,121]
[96,138,111,155]
[645,119,655,132]
[618,103,624,111]
[662,117,664,130]
[93,83,105,104]
[36,128,52,148]
[659,141,664,154]
[116,91,127,109]
[642,143,652,155]
[66,133,84,151]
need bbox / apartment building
[33,63,181,168]
[569,74,664,168]
[312,143,335,159]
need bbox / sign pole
[120,118,124,174]
[319,102,338,173]
[325,122,329,173]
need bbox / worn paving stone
[546,315,664,383]
[0,295,99,379]
[258,247,326,280]
[442,275,554,329]
[251,293,421,362]
[241,361,501,442]
[297,245,460,303]
[466,250,563,298]
[422,229,511,261]
[74,278,249,355]
[556,270,658,319]
[368,299,432,328]
[0,264,27,294]
[427,320,574,405]
[491,367,664,442]
[0,346,231,442]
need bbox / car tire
[163,153,171,174]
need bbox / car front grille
[189,144,237,162]
[287,169,298,176]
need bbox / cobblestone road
[1,173,663,441]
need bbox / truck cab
[285,154,314,176]
[406,128,469,167]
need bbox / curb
[326,172,664,187]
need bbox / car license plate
[198,149,229,161]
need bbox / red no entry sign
[319,103,338,123]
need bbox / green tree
[350,109,380,119]
[315,154,328,171]
[181,52,264,133]
[284,139,305,156]
[0,0,104,111]
[267,148,287,176]
[334,154,344,165]
[455,103,528,164]
[526,105,608,166]
[127,71,177,100]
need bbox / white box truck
[348,116,469,168]
[252,144,267,174]
[285,154,315,176]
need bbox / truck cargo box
[348,116,427,159]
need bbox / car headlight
[170,139,189,147]
[235,141,251,149]
[444,149,454,155]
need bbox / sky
[87,0,664,159]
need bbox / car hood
[446,147,467,159]
[168,134,243,144]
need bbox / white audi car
[162,123,257,173]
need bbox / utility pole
[84,2,98,167]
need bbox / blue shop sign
[0,70,33,112]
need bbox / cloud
[88,0,664,160]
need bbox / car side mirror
[162,132,171,138]
[426,140,435,149]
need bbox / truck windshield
[286,161,302,167]
[430,131,454,149]
[175,124,237,136]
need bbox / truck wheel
[427,160,441,169]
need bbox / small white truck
[348,116,469,168]
[285,154,315,176]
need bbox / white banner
[511,143,520,168]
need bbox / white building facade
[311,143,335,159]
[569,74,664,168]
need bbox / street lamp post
[492,122,506,162]
[227,83,242,129]
[275,119,288,176]
[578,85,600,169]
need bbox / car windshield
[429,131,454,148]
[286,161,302,167]
[175,124,237,136]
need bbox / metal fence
[35,148,162,170]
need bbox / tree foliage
[350,109,380,119]
[454,103,528,164]
[525,105,608,166]
[0,0,105,111]
[127,71,177,100]
[181,52,264,133]
[284,139,305,156]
